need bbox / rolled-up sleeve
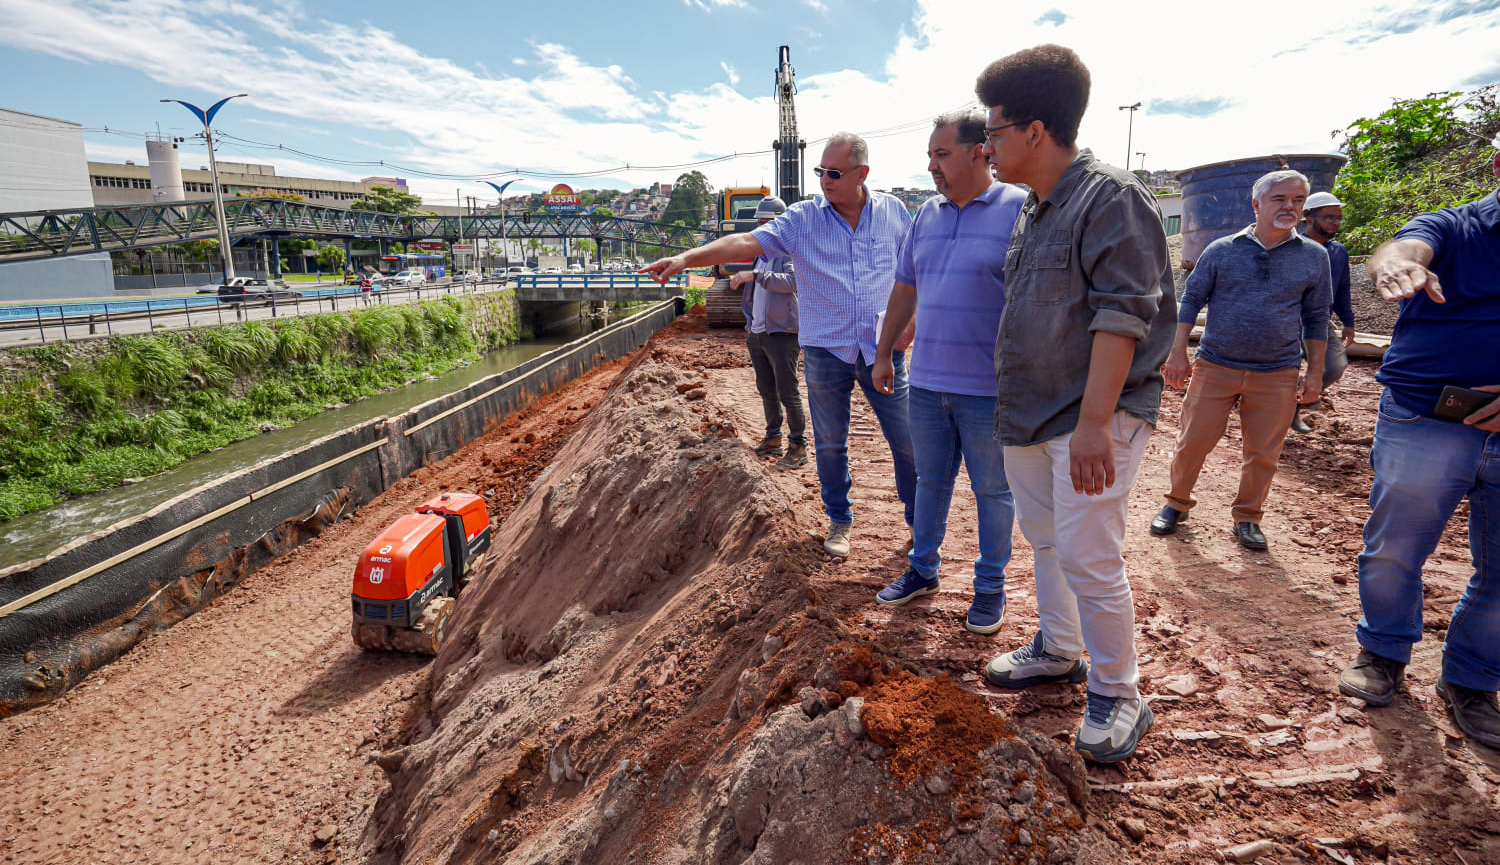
[752,213,798,260]
[1079,184,1167,341]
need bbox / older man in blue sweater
[1150,169,1332,549]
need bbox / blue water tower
[1175,154,1347,270]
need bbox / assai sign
[545,183,581,214]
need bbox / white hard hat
[1305,191,1344,211]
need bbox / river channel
[0,315,618,569]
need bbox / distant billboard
[545,183,581,214]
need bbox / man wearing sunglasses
[1153,170,1332,552]
[870,110,1027,635]
[641,133,916,559]
[973,45,1177,764]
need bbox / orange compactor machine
[350,492,492,654]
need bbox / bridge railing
[0,278,515,346]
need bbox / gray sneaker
[1338,648,1405,706]
[984,631,1088,689]
[1076,691,1154,763]
[823,521,851,557]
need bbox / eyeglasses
[813,165,862,180]
[983,120,1028,140]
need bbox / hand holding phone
[1434,385,1499,422]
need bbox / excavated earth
[2,305,1498,865]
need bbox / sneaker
[1338,648,1406,706]
[965,593,1005,635]
[754,434,785,457]
[823,521,851,558]
[983,631,1088,689]
[777,440,807,468]
[876,567,940,605]
[1075,692,1154,763]
[1437,678,1500,750]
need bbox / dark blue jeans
[907,386,1013,595]
[801,346,915,526]
[1356,390,1500,691]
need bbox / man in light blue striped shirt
[642,133,916,559]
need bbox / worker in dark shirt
[1338,144,1500,752]
[1291,190,1356,433]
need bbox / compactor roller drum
[352,596,454,655]
[705,277,746,329]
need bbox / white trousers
[1003,412,1151,699]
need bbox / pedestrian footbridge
[0,198,715,262]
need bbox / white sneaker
[823,521,851,557]
[1075,692,1153,763]
[983,631,1088,688]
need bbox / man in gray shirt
[1150,169,1332,550]
[975,45,1177,764]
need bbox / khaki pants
[1165,359,1299,524]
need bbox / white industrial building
[0,108,115,300]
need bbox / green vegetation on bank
[0,292,525,521]
[1333,85,1500,254]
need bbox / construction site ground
[1,304,1496,864]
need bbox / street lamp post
[161,94,248,283]
[1136,151,1147,173]
[1119,101,1141,169]
[481,180,520,269]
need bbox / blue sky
[2,0,1498,208]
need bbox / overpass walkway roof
[0,197,715,263]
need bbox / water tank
[1174,154,1346,270]
[147,139,185,202]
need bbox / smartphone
[1434,386,1498,421]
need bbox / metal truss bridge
[0,197,717,263]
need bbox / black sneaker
[1437,678,1500,750]
[1338,649,1406,706]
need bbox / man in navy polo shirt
[871,110,1026,635]
[1338,145,1500,751]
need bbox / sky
[1,0,1498,208]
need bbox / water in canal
[0,315,621,569]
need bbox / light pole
[481,180,520,267]
[162,93,248,282]
[1136,151,1147,173]
[1119,101,1141,169]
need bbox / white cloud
[6,0,1500,202]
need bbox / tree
[575,238,597,262]
[660,170,713,228]
[349,185,425,215]
[1332,85,1500,254]
[591,205,614,217]
[316,244,346,271]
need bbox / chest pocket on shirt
[1013,228,1074,305]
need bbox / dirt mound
[356,334,1117,864]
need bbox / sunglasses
[813,165,862,180]
[1254,250,1271,281]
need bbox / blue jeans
[801,346,916,526]
[906,386,1013,595]
[1356,390,1500,691]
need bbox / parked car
[454,270,481,283]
